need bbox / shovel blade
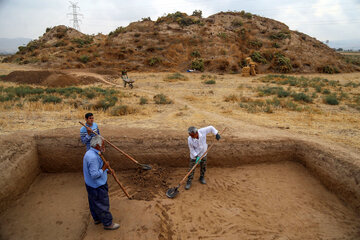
[166,187,179,199]
[141,164,152,170]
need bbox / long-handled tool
[166,127,226,199]
[98,152,132,200]
[79,121,152,170]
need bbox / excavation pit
[0,127,359,240]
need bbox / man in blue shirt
[80,113,100,151]
[83,135,119,230]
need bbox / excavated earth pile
[0,126,359,239]
[1,70,99,87]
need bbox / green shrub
[42,95,62,104]
[285,100,299,111]
[165,73,188,81]
[324,94,339,105]
[277,89,290,98]
[27,95,43,102]
[217,32,227,39]
[84,91,96,99]
[71,36,93,47]
[191,59,204,71]
[139,97,148,105]
[251,51,267,64]
[248,40,262,49]
[204,80,216,84]
[192,10,202,17]
[11,86,44,97]
[93,95,118,110]
[148,57,162,66]
[275,53,292,72]
[191,50,201,58]
[178,17,197,26]
[269,31,291,40]
[292,92,312,103]
[153,94,173,104]
[244,12,252,19]
[320,65,340,74]
[26,40,42,51]
[109,27,127,37]
[344,81,360,88]
[0,93,15,102]
[110,105,136,116]
[54,41,67,47]
[79,55,90,63]
[322,89,331,95]
[93,100,111,110]
[315,86,322,93]
[231,19,243,27]
[272,42,280,48]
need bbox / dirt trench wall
[295,141,360,214]
[35,127,297,172]
[1,126,359,215]
[0,133,40,213]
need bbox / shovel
[98,152,132,200]
[166,127,226,199]
[79,121,152,170]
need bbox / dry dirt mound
[1,70,98,87]
[124,164,170,201]
[4,12,359,73]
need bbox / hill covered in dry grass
[4,11,359,74]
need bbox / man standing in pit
[185,126,221,190]
[80,113,100,151]
[83,135,119,230]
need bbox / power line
[67,1,83,31]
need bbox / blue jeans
[85,183,113,226]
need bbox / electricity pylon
[67,1,83,31]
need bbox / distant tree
[337,48,343,52]
[192,10,202,18]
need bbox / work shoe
[199,176,206,184]
[94,220,101,225]
[104,223,120,230]
[185,180,192,190]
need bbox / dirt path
[1,162,359,240]
[64,70,122,87]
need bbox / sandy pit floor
[1,161,359,240]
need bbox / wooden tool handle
[79,121,140,165]
[98,153,131,200]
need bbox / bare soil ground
[1,162,359,240]
[0,64,359,239]
[0,63,359,152]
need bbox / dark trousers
[188,157,207,181]
[85,183,113,226]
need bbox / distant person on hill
[83,135,120,230]
[185,126,221,190]
[121,70,134,89]
[80,113,100,151]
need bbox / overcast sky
[0,0,359,46]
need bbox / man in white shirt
[186,126,221,190]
